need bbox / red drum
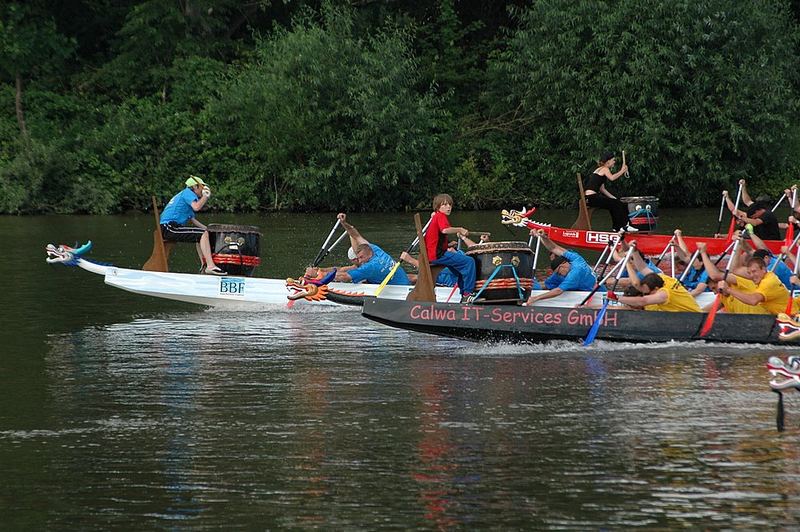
[620,196,659,232]
[208,224,261,277]
[465,241,534,302]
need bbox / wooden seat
[571,173,594,231]
[142,196,174,272]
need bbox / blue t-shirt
[545,250,597,291]
[768,257,794,290]
[349,244,411,285]
[681,265,709,291]
[160,188,198,225]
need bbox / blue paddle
[583,245,636,346]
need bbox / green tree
[491,0,800,206]
[210,3,449,211]
[0,2,74,138]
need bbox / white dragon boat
[47,241,709,310]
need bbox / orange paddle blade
[699,294,722,337]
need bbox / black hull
[361,298,790,345]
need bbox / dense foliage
[0,0,799,214]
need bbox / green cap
[185,175,206,187]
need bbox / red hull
[525,220,786,256]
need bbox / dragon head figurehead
[501,206,537,227]
[45,241,92,266]
[285,269,336,301]
[776,313,800,343]
[767,354,800,390]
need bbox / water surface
[3,209,800,529]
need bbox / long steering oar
[311,219,342,268]
[700,234,744,337]
[374,218,433,297]
[583,244,636,346]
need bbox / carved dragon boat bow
[45,241,93,265]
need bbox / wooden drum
[465,241,534,302]
[620,196,659,232]
[208,224,261,277]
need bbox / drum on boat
[620,196,659,232]
[465,241,534,302]
[207,224,261,277]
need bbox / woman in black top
[585,151,636,232]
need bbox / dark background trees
[0,0,798,214]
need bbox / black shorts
[161,222,204,243]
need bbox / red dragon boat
[500,208,789,256]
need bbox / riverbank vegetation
[1,1,799,214]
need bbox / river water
[3,208,800,529]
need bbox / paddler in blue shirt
[526,229,597,305]
[305,213,411,286]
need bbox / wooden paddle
[143,196,173,272]
[583,244,636,346]
[699,234,744,337]
[374,217,433,296]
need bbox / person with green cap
[159,175,226,275]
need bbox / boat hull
[524,220,785,256]
[361,298,789,345]
[69,258,462,309]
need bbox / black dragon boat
[358,213,800,346]
[361,298,800,345]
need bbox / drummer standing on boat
[584,152,637,233]
[159,175,226,275]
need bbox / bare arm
[337,213,369,249]
[190,218,207,230]
[724,283,765,306]
[618,289,668,308]
[535,229,567,256]
[740,179,753,206]
[697,243,733,283]
[400,251,418,268]
[672,229,691,263]
[527,287,564,304]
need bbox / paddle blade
[699,294,722,337]
[374,261,401,297]
[583,301,609,346]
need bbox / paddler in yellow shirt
[613,240,702,312]
[697,241,795,314]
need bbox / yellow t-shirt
[721,277,770,314]
[754,272,790,315]
[644,274,702,312]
